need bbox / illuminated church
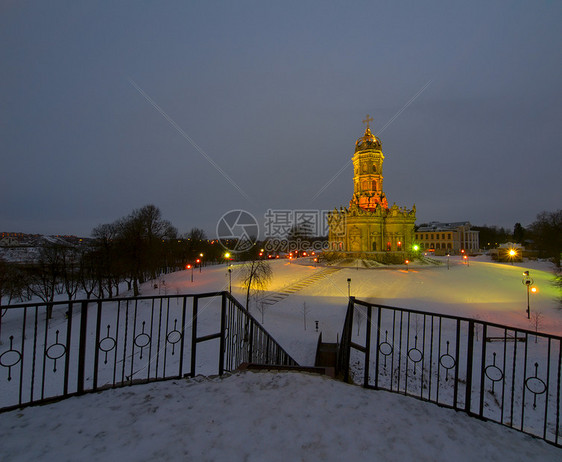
[327,116,416,261]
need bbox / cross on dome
[362,114,373,130]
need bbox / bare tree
[59,245,80,302]
[530,311,543,343]
[240,260,272,310]
[27,244,63,319]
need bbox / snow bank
[0,371,559,461]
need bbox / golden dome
[355,127,381,152]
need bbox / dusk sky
[2,1,561,238]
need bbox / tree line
[0,205,226,311]
[474,210,561,267]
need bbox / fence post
[218,293,227,375]
[190,296,198,378]
[465,319,475,414]
[342,297,355,383]
[364,305,372,388]
[77,300,89,395]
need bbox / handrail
[0,292,297,412]
[338,298,562,447]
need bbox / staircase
[260,267,341,306]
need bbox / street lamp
[224,252,231,265]
[347,278,351,298]
[508,248,517,265]
[405,260,409,272]
[228,268,232,294]
[196,258,201,273]
[186,264,193,283]
[522,271,536,319]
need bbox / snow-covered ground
[1,371,560,462]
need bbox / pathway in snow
[259,266,341,306]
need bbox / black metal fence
[0,292,297,412]
[338,297,562,447]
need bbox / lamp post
[199,253,204,271]
[522,271,534,319]
[186,264,193,283]
[224,252,231,266]
[347,278,351,298]
[228,268,232,294]
[405,259,409,272]
[196,258,201,273]
[447,253,450,270]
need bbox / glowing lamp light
[531,287,538,294]
[224,252,231,259]
[186,264,192,269]
[196,259,200,264]
[405,260,409,264]
[412,245,419,251]
[509,249,517,257]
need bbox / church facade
[327,117,416,261]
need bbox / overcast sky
[1,1,561,238]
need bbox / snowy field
[162,255,561,365]
[1,371,560,462]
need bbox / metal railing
[338,297,562,447]
[0,292,297,412]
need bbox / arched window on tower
[372,241,377,251]
[372,164,377,173]
[361,180,370,191]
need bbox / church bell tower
[350,115,388,211]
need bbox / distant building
[415,222,479,255]
[328,116,416,261]
[490,242,524,262]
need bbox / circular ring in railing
[407,347,423,364]
[99,336,116,353]
[46,342,66,361]
[134,333,151,349]
[0,349,21,368]
[378,341,393,356]
[439,353,456,370]
[484,364,504,382]
[166,329,182,345]
[525,376,547,396]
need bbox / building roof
[416,221,472,232]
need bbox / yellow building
[415,222,479,255]
[328,117,416,261]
